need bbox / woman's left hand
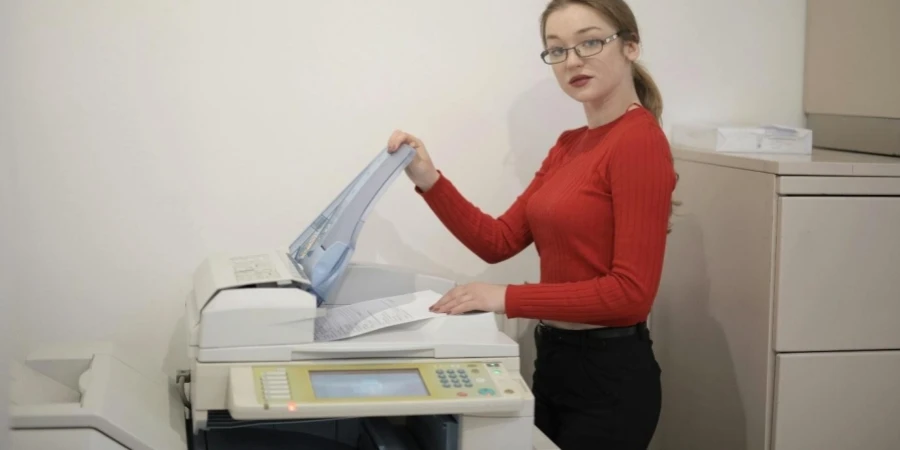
[430,283,507,315]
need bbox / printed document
[314,290,443,342]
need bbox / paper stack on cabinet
[671,123,812,154]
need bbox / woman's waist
[536,320,649,341]
[543,319,607,330]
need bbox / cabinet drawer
[772,352,900,450]
[774,197,900,352]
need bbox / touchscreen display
[309,369,429,399]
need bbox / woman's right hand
[387,129,440,192]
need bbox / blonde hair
[540,0,679,231]
[540,0,663,122]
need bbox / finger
[430,288,461,311]
[389,131,423,153]
[387,130,405,152]
[448,298,481,315]
[437,293,472,314]
[430,291,456,312]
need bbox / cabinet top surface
[672,147,900,176]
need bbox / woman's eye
[582,39,602,48]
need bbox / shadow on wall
[162,77,579,388]
[351,83,576,285]
[349,78,579,389]
[648,215,747,450]
[348,77,578,388]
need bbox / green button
[478,388,496,396]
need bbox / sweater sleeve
[504,123,677,326]
[416,136,567,264]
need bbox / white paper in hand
[314,290,444,342]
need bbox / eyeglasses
[540,32,622,65]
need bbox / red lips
[569,74,593,85]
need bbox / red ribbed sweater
[418,107,677,326]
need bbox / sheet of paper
[314,290,444,342]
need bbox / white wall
[6,0,807,380]
[0,160,10,449]
[1,133,11,450]
[2,1,14,444]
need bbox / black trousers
[532,322,661,450]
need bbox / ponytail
[632,59,678,231]
[633,62,662,122]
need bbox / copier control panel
[227,360,530,420]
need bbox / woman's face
[543,4,639,104]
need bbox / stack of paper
[314,290,444,342]
[672,123,812,154]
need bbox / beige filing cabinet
[804,0,900,157]
[650,147,900,450]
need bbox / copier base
[9,343,559,450]
[193,412,558,450]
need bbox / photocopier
[9,144,559,450]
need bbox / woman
[387,0,676,448]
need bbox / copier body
[9,145,558,450]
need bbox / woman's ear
[624,40,641,63]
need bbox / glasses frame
[540,31,623,65]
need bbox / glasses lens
[575,40,604,58]
[542,47,567,64]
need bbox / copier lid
[288,145,415,305]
